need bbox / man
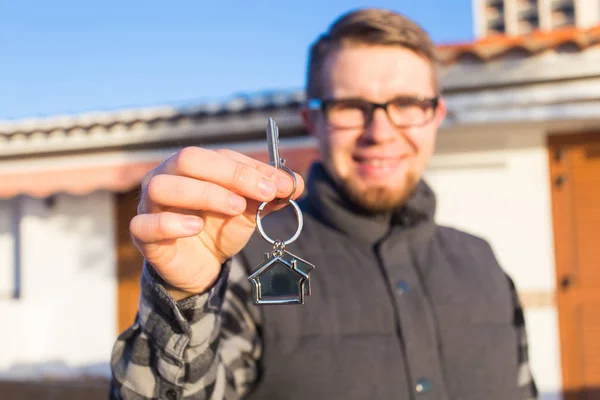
[111,8,538,400]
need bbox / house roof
[437,25,600,65]
[0,90,308,164]
[0,90,306,139]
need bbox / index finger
[144,147,303,202]
[215,149,304,201]
[141,147,275,202]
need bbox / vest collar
[303,162,437,244]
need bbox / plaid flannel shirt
[110,257,538,400]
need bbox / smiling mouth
[355,158,398,167]
[353,156,408,179]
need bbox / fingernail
[259,177,276,198]
[228,194,246,212]
[182,216,203,232]
[275,174,293,194]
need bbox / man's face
[302,45,446,213]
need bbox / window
[517,0,539,34]
[0,198,20,299]
[552,0,576,28]
[485,0,506,35]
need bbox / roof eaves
[0,90,307,136]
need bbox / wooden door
[115,189,144,334]
[548,132,600,399]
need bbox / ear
[300,106,316,137]
[433,97,447,128]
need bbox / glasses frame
[307,95,440,129]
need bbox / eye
[322,98,370,128]
[390,97,424,109]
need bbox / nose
[362,107,397,143]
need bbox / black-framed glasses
[307,95,439,129]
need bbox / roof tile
[437,25,600,65]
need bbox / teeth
[362,159,389,166]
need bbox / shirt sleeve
[110,256,262,400]
[508,276,539,400]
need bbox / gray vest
[240,163,520,400]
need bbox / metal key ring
[256,198,304,246]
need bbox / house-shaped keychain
[248,251,315,304]
[249,117,316,305]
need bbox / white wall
[0,191,116,380]
[576,0,600,28]
[426,126,562,397]
[0,199,17,298]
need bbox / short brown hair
[306,8,440,98]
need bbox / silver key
[266,117,282,169]
[266,117,296,204]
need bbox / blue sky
[0,0,474,120]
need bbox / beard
[336,170,419,214]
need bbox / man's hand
[130,147,304,300]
